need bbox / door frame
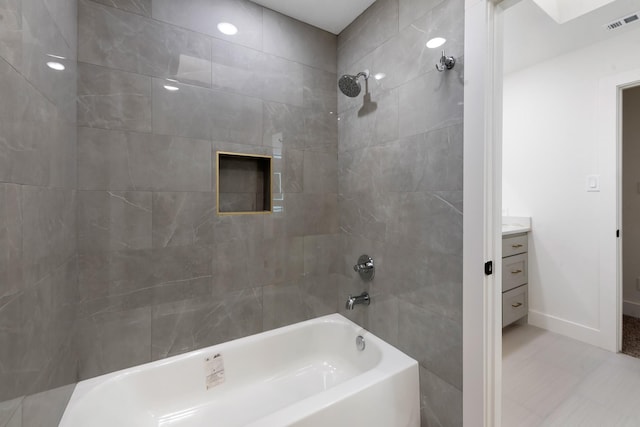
[464,0,640,424]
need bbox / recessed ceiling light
[46,61,65,71]
[217,22,238,36]
[163,84,179,91]
[426,37,446,49]
[46,54,66,60]
[374,72,386,80]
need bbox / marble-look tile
[0,397,22,427]
[262,54,303,107]
[211,240,252,295]
[77,127,211,191]
[0,258,77,402]
[389,247,462,323]
[21,384,75,427]
[151,288,262,360]
[211,38,263,98]
[385,191,462,256]
[262,276,337,331]
[262,102,306,149]
[0,184,23,306]
[379,125,462,192]
[420,366,462,427]
[77,248,154,311]
[0,0,22,69]
[251,237,304,286]
[76,306,152,379]
[77,246,212,317]
[337,0,398,73]
[303,234,341,277]
[41,0,76,48]
[0,59,70,187]
[398,66,464,139]
[279,148,304,193]
[79,0,211,87]
[303,150,337,193]
[263,8,336,73]
[399,0,444,29]
[91,0,151,16]
[152,78,263,144]
[284,193,339,237]
[211,211,263,243]
[303,66,337,112]
[304,108,338,153]
[21,187,76,287]
[338,147,384,194]
[77,62,152,132]
[77,190,152,251]
[374,0,463,90]
[398,302,461,389]
[338,87,399,152]
[152,0,263,50]
[338,191,387,242]
[367,293,399,347]
[21,0,77,119]
[152,192,214,247]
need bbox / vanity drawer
[503,284,528,327]
[502,253,527,292]
[502,234,528,257]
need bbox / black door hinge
[617,229,620,238]
[484,261,493,276]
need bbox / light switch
[586,175,600,192]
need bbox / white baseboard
[527,309,609,350]
[623,300,640,318]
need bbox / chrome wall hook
[436,50,456,72]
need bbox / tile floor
[502,323,640,426]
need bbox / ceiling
[504,0,640,74]
[250,0,376,34]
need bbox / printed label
[204,353,225,390]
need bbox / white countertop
[502,216,531,236]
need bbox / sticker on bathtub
[204,353,225,390]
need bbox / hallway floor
[502,323,640,426]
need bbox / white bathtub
[59,313,420,427]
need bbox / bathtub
[59,313,420,427]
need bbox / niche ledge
[216,151,272,215]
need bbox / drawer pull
[512,302,523,308]
[511,269,523,274]
[511,244,523,248]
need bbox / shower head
[338,70,370,97]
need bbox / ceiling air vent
[606,12,640,31]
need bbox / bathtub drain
[356,335,365,351]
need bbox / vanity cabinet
[502,233,528,327]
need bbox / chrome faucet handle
[353,255,375,281]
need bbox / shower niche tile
[216,152,272,215]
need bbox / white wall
[623,86,640,317]
[502,25,640,344]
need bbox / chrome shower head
[338,70,370,97]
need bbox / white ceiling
[250,0,376,34]
[504,0,640,74]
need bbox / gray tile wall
[336,0,464,425]
[0,0,79,405]
[75,0,340,381]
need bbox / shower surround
[0,0,464,426]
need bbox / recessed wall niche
[216,151,272,215]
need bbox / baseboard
[527,309,608,349]
[623,300,640,318]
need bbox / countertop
[502,216,531,236]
